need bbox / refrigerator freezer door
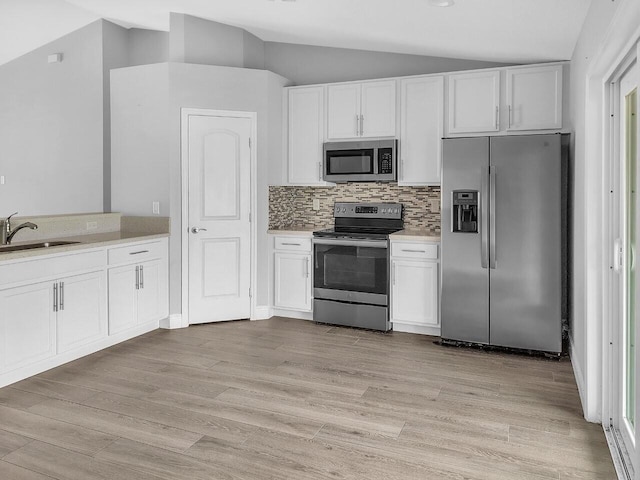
[441,137,490,344]
[489,135,563,353]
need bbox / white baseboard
[160,314,185,329]
[252,306,272,320]
[392,322,441,336]
[569,334,589,421]
[271,308,313,321]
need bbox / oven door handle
[312,238,388,248]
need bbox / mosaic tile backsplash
[269,184,441,233]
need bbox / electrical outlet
[86,221,98,230]
[429,199,440,212]
[0,175,5,185]
[152,201,160,215]
[312,198,320,211]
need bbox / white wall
[264,42,511,85]
[169,13,265,69]
[568,0,640,422]
[167,63,288,313]
[0,20,105,216]
[101,21,131,213]
[110,63,170,217]
[110,62,287,316]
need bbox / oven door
[313,238,389,306]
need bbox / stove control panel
[334,202,403,219]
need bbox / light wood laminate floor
[0,317,615,479]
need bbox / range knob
[342,208,346,213]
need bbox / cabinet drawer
[274,236,312,252]
[108,241,165,265]
[391,242,438,260]
[0,250,105,288]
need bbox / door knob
[191,227,207,234]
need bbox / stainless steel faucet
[1,212,38,245]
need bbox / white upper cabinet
[327,80,396,139]
[399,75,444,185]
[448,70,501,134]
[326,83,361,139]
[360,81,397,138]
[506,64,562,131]
[287,86,326,185]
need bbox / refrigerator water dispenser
[452,191,478,233]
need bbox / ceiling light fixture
[428,0,455,6]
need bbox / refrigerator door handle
[489,165,497,269]
[481,167,489,269]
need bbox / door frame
[606,54,639,479]
[180,108,258,327]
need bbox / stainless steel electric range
[312,202,404,331]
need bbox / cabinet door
[399,76,444,185]
[391,259,439,326]
[288,86,325,185]
[506,65,562,131]
[326,83,361,139]
[448,70,500,134]
[108,264,137,335]
[274,253,311,311]
[0,281,56,372]
[57,271,106,353]
[137,260,165,325]
[361,80,396,138]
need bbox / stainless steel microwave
[323,139,397,183]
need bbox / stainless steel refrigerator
[441,134,568,353]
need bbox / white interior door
[187,113,252,324]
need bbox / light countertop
[0,231,169,262]
[391,229,440,242]
[268,226,316,236]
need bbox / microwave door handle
[373,148,378,175]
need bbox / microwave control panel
[378,148,394,174]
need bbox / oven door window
[326,149,374,175]
[314,244,387,294]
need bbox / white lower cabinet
[390,240,440,333]
[108,264,138,334]
[272,235,312,313]
[275,253,312,311]
[0,281,56,372]
[108,246,168,335]
[0,237,168,388]
[56,271,106,354]
[0,270,107,372]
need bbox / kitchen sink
[0,241,81,253]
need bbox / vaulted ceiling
[1,0,592,66]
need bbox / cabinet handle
[401,249,426,253]
[508,104,512,128]
[60,282,64,311]
[393,264,397,286]
[281,242,301,246]
[140,265,144,289]
[129,250,149,255]
[360,115,364,136]
[53,283,58,312]
[135,265,139,290]
[495,105,499,130]
[355,115,359,136]
[305,257,310,278]
[318,161,323,182]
